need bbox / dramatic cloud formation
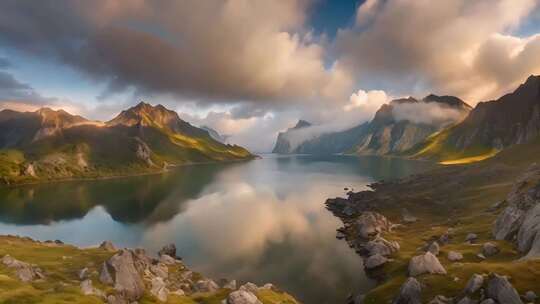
[337,0,540,101]
[0,0,352,106]
[0,0,539,152]
[392,102,468,126]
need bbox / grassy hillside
[338,136,540,303]
[0,104,254,185]
[0,236,298,304]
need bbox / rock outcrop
[393,277,422,304]
[493,164,540,258]
[408,252,446,276]
[485,274,523,304]
[1,254,45,282]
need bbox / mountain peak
[422,94,471,109]
[294,120,311,129]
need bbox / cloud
[391,102,468,125]
[0,57,10,69]
[0,0,353,107]
[337,0,540,103]
[0,71,54,108]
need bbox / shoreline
[0,156,258,188]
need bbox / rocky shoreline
[326,162,540,304]
[0,235,298,304]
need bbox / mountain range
[272,75,540,165]
[0,102,253,185]
[273,94,471,155]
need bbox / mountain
[409,75,540,164]
[275,95,470,155]
[272,120,312,153]
[200,126,229,144]
[0,102,253,185]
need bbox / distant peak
[294,120,311,129]
[422,94,471,109]
[525,75,540,85]
[390,97,418,105]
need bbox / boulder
[465,233,478,243]
[99,241,117,252]
[393,277,422,304]
[1,254,44,282]
[99,262,114,285]
[516,203,540,258]
[447,251,463,262]
[239,282,260,294]
[223,279,237,290]
[107,250,145,301]
[195,279,219,292]
[464,274,484,294]
[159,254,176,265]
[364,237,400,256]
[364,254,388,269]
[427,241,440,256]
[227,290,262,304]
[356,212,392,239]
[150,277,169,302]
[481,243,500,257]
[158,243,177,258]
[408,252,447,276]
[485,274,523,304]
[80,279,104,298]
[493,205,524,240]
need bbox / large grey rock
[1,254,44,282]
[227,290,262,304]
[393,277,422,304]
[364,254,388,269]
[464,274,484,294]
[356,212,392,239]
[493,205,525,240]
[481,242,500,257]
[150,277,169,302]
[516,203,540,258]
[408,252,447,276]
[447,251,463,262]
[485,274,523,304]
[364,237,400,256]
[107,250,145,301]
[195,278,219,292]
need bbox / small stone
[429,295,452,304]
[524,290,537,302]
[79,267,89,280]
[477,253,486,260]
[427,241,440,256]
[465,233,478,243]
[481,242,500,257]
[447,251,463,262]
[223,279,237,290]
[195,279,219,293]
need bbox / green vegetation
[0,236,298,304]
[352,137,540,303]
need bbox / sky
[0,0,539,152]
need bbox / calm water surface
[0,155,434,303]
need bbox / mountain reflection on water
[0,155,434,303]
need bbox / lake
[0,154,434,303]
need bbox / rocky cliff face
[411,75,540,162]
[272,120,312,154]
[275,95,470,155]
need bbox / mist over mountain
[273,94,471,155]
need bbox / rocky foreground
[326,157,540,303]
[0,235,298,304]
